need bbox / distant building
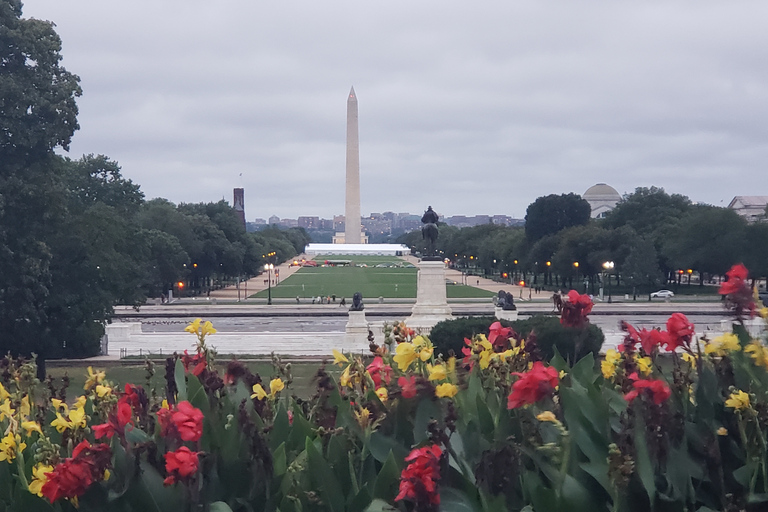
[279,218,298,228]
[268,215,280,225]
[298,216,320,229]
[252,218,266,226]
[583,183,621,219]
[728,196,768,223]
[233,188,245,228]
[333,215,345,232]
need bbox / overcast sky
[22,1,768,220]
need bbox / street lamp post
[603,261,615,303]
[265,263,274,305]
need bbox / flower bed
[1,266,768,511]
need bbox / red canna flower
[93,397,134,439]
[560,290,594,329]
[507,361,559,409]
[488,321,512,348]
[638,328,671,355]
[399,376,418,399]
[719,263,749,295]
[171,401,204,442]
[366,356,392,388]
[41,441,112,503]
[182,350,206,376]
[624,378,671,405]
[663,313,695,351]
[164,447,200,486]
[396,445,442,507]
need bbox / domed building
[583,183,621,219]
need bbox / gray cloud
[22,0,768,219]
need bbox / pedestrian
[312,297,316,304]
[340,297,346,306]
[476,279,480,286]
[332,294,336,302]
[296,296,300,304]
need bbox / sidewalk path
[208,254,307,301]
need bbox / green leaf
[440,487,479,511]
[209,502,234,512]
[363,499,397,512]
[273,442,287,476]
[368,432,408,463]
[475,395,495,441]
[413,398,442,444]
[305,437,345,512]
[634,414,656,508]
[174,358,187,402]
[373,451,401,501]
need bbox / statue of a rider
[421,206,440,260]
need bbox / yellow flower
[536,411,558,423]
[447,356,456,376]
[427,364,447,382]
[0,399,14,422]
[0,432,26,463]
[413,335,434,361]
[0,383,9,401]
[51,398,67,413]
[636,357,653,376]
[84,366,106,391]
[725,390,750,411]
[95,384,112,398]
[184,318,202,334]
[393,342,418,371]
[435,383,458,398]
[745,342,768,368]
[760,307,768,320]
[250,384,267,400]
[375,387,388,402]
[200,320,217,337]
[269,378,285,397]
[717,427,728,436]
[51,413,73,433]
[21,421,42,437]
[74,396,87,410]
[601,360,617,380]
[161,399,170,410]
[479,349,493,370]
[354,407,371,429]
[28,464,53,496]
[339,366,352,387]
[19,395,30,418]
[68,406,87,429]
[605,349,621,365]
[681,353,697,368]
[706,333,742,356]
[332,349,349,366]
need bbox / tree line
[400,188,768,297]
[0,2,308,365]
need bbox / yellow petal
[375,387,388,402]
[332,349,349,366]
[269,378,285,397]
[536,411,558,423]
[185,318,202,334]
[250,384,267,400]
[435,383,458,398]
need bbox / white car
[650,290,675,299]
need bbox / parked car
[759,291,768,307]
[650,290,675,299]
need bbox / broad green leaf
[363,499,397,512]
[372,451,401,500]
[305,437,345,512]
[174,358,187,402]
[440,487,479,512]
[368,432,408,463]
[273,442,287,476]
[209,502,233,512]
[634,414,656,508]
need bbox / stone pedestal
[407,260,452,333]
[345,310,370,349]
[494,307,519,322]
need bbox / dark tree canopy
[524,193,591,242]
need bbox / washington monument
[344,87,362,244]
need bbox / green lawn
[253,263,494,299]
[48,360,338,400]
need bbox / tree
[524,193,591,242]
[603,187,691,237]
[0,1,82,374]
[623,237,665,300]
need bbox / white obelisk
[344,87,362,244]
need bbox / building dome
[582,183,621,219]
[583,183,621,201]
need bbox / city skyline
[22,1,768,219]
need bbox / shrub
[429,314,604,363]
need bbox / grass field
[48,360,339,400]
[252,259,495,299]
